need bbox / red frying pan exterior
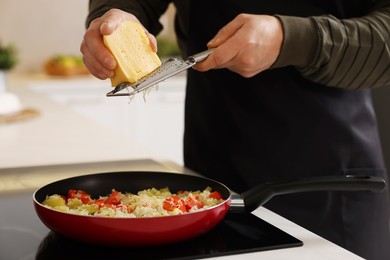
[33,171,386,246]
[33,171,232,246]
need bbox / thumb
[147,33,158,53]
[99,9,138,35]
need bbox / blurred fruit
[44,55,89,76]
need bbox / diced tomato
[67,189,77,198]
[67,189,91,204]
[209,191,223,200]
[185,193,204,210]
[104,190,121,205]
[91,198,105,208]
[163,195,187,213]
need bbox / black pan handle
[237,175,386,213]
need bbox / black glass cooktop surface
[35,213,303,260]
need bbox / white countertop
[0,74,152,168]
[0,73,363,259]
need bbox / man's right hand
[80,8,158,80]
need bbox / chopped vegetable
[163,195,187,212]
[209,191,223,200]
[42,187,224,218]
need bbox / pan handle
[239,175,386,213]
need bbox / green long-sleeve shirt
[87,0,390,90]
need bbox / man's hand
[193,14,283,78]
[80,8,158,80]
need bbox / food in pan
[42,187,224,218]
[103,20,162,87]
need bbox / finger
[193,42,239,71]
[82,27,117,71]
[83,56,114,80]
[83,17,117,71]
[80,40,114,79]
[100,21,117,36]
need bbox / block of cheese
[103,20,162,87]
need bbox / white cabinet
[28,76,186,165]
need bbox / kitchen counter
[0,74,363,259]
[0,74,153,169]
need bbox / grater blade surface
[106,58,193,97]
[106,48,213,97]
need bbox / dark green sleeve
[273,0,390,90]
[87,0,172,35]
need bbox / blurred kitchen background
[0,0,186,165]
[1,1,390,184]
[0,1,178,73]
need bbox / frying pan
[33,171,385,246]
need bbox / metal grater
[106,49,214,97]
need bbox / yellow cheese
[103,20,162,87]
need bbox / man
[81,1,390,259]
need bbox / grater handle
[187,48,214,64]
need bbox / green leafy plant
[0,42,17,70]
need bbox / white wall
[0,0,89,73]
[0,1,175,73]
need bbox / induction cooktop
[35,213,303,260]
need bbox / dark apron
[182,1,390,259]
